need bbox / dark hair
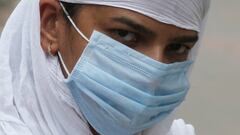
[61,2,80,16]
[61,2,81,24]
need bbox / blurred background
[0,0,239,135]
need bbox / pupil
[171,44,181,50]
[118,30,128,37]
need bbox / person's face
[40,2,198,75]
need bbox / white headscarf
[0,0,209,135]
[61,0,209,32]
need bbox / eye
[108,29,138,46]
[116,29,136,41]
[167,43,191,54]
[165,43,193,62]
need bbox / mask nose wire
[57,2,90,77]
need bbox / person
[0,0,210,135]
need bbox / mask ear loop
[58,2,90,76]
[58,51,70,76]
[59,2,90,42]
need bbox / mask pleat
[86,42,190,95]
[79,60,187,106]
[64,31,193,134]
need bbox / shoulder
[0,120,33,135]
[0,110,32,135]
[167,119,196,135]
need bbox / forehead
[77,5,198,37]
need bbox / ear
[40,0,63,56]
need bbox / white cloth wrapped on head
[61,0,210,32]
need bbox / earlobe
[40,0,62,56]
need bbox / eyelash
[166,43,192,57]
[108,29,140,47]
[106,29,193,62]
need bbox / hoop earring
[48,44,54,57]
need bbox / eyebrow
[170,35,199,44]
[111,17,155,36]
[111,17,198,44]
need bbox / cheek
[57,24,87,72]
[74,9,98,38]
[68,28,89,63]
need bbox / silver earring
[48,44,54,57]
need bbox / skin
[40,0,198,134]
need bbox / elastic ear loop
[58,2,90,76]
[59,2,90,42]
[58,51,70,76]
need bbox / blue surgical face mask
[59,3,193,135]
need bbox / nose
[144,43,167,63]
